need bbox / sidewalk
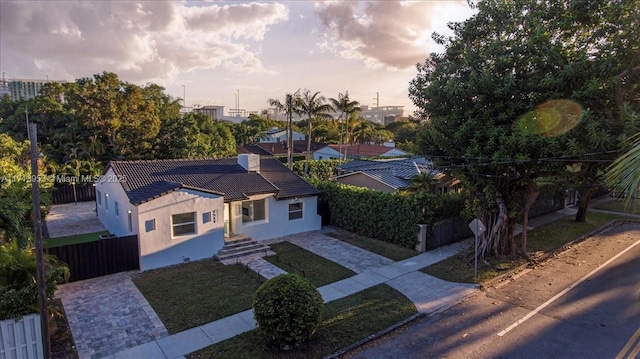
[104,197,621,359]
[105,240,476,359]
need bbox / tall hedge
[313,181,464,248]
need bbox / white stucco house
[314,144,408,160]
[259,128,305,143]
[95,154,322,271]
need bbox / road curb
[481,219,640,290]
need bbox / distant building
[239,141,325,157]
[334,156,462,194]
[313,144,408,160]
[259,128,305,143]
[194,105,224,121]
[7,79,66,101]
[360,105,404,125]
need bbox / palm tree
[329,92,361,161]
[606,133,640,208]
[268,93,299,169]
[403,172,438,194]
[295,90,334,174]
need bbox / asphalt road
[349,222,640,359]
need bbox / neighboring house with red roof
[313,144,408,160]
[95,154,321,270]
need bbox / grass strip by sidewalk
[324,229,419,261]
[132,259,264,334]
[594,199,640,214]
[187,284,417,359]
[264,242,356,287]
[44,231,108,248]
[421,211,629,284]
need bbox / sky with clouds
[0,1,476,116]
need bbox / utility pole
[286,94,293,170]
[29,123,51,359]
[182,85,186,109]
[374,92,380,125]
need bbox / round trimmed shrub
[253,274,323,348]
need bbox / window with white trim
[97,190,102,206]
[288,202,303,220]
[172,212,196,236]
[242,199,266,223]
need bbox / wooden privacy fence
[46,235,140,282]
[51,183,96,204]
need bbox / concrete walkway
[281,231,395,273]
[105,239,476,359]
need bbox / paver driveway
[56,271,168,359]
[46,201,106,238]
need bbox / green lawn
[132,259,265,334]
[421,211,628,284]
[265,242,356,287]
[594,199,640,214]
[188,284,417,359]
[325,229,419,261]
[44,231,108,248]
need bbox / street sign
[468,218,486,236]
[468,218,486,277]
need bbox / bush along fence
[313,180,465,249]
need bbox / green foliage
[253,274,323,347]
[292,160,341,181]
[606,133,640,208]
[0,240,70,320]
[313,180,464,248]
[409,0,640,254]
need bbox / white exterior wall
[227,194,321,240]
[137,189,224,271]
[96,168,135,237]
[96,169,225,271]
[314,147,341,160]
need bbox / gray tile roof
[335,156,439,189]
[107,157,319,205]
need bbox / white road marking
[497,236,640,337]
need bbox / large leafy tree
[410,0,640,257]
[65,72,163,160]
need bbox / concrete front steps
[216,235,274,263]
